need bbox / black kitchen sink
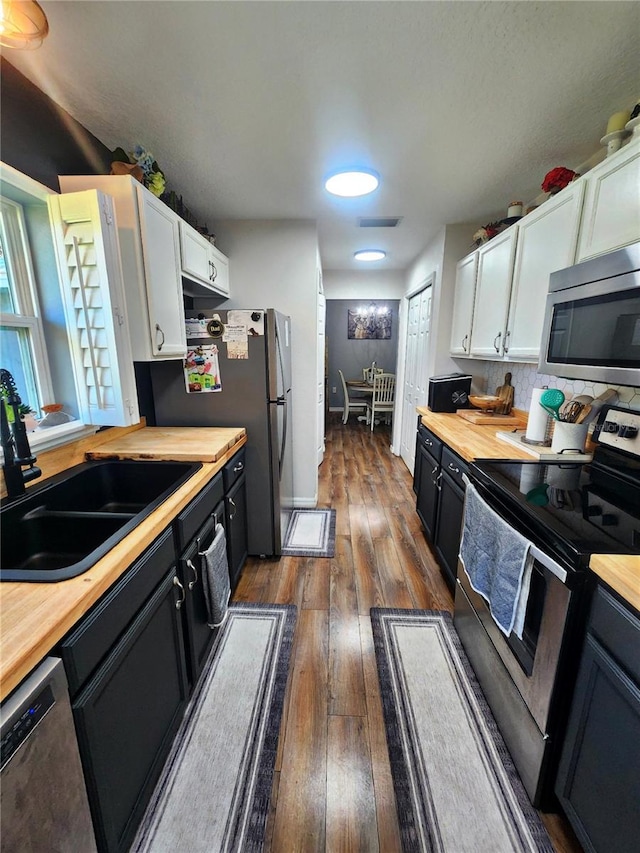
[0,460,201,582]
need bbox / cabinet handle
[503,330,511,353]
[186,558,198,590]
[493,331,502,353]
[227,496,237,520]
[434,471,443,491]
[424,437,433,447]
[173,575,186,609]
[448,462,460,474]
[430,464,439,486]
[209,261,217,282]
[155,323,165,352]
[462,334,468,352]
[233,461,244,473]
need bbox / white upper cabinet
[47,190,140,426]
[576,136,640,262]
[469,228,517,358]
[59,175,186,360]
[179,221,230,297]
[505,181,585,360]
[449,252,477,356]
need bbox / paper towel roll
[526,388,550,442]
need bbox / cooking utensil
[539,388,565,420]
[574,404,593,424]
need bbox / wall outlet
[332,386,337,393]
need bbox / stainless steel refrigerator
[146,308,293,556]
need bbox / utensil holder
[551,421,589,454]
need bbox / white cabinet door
[179,221,230,297]
[136,189,186,358]
[576,137,640,262]
[505,181,585,361]
[59,175,186,360]
[450,252,477,356]
[48,190,139,426]
[400,284,432,473]
[469,229,517,358]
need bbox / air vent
[358,217,403,228]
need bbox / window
[0,197,53,416]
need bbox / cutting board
[495,371,515,415]
[86,427,246,462]
[456,410,521,425]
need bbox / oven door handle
[461,474,568,585]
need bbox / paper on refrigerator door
[223,324,249,359]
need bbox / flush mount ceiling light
[324,168,380,198]
[0,0,49,49]
[354,250,386,262]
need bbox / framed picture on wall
[347,307,391,340]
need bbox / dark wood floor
[232,413,583,852]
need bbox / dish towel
[200,523,231,629]
[459,483,533,638]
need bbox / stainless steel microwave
[538,242,640,387]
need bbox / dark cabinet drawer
[175,472,224,551]
[60,527,176,697]
[589,584,640,684]
[417,424,442,462]
[441,447,468,491]
[222,448,246,493]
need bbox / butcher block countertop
[416,407,638,610]
[0,425,246,702]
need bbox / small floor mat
[281,508,336,557]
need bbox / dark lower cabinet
[414,423,467,593]
[556,584,640,853]
[226,472,248,591]
[65,558,189,853]
[433,448,468,593]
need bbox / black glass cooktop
[470,450,640,569]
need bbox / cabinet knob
[227,496,237,520]
[186,558,198,590]
[493,331,502,353]
[173,575,186,609]
[155,323,165,352]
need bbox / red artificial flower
[541,166,577,194]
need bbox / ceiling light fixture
[354,250,386,262]
[0,0,49,49]
[324,168,380,198]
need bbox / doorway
[399,280,433,472]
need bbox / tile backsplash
[481,361,640,412]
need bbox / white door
[400,284,432,472]
[317,288,326,466]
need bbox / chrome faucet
[1,368,41,498]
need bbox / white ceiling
[6,1,639,271]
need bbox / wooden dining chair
[338,369,368,424]
[366,373,395,431]
[363,367,384,384]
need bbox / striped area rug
[281,508,336,557]
[371,608,554,853]
[132,603,296,853]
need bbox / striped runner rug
[132,603,296,853]
[371,608,554,853]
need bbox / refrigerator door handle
[279,398,288,478]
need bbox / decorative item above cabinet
[179,221,230,298]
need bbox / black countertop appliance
[428,372,472,412]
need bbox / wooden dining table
[346,378,374,394]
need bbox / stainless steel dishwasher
[1,657,97,852]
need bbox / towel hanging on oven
[459,484,533,638]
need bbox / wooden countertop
[416,407,532,461]
[416,407,638,611]
[589,555,640,613]
[0,427,246,702]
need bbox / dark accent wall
[327,299,400,410]
[1,57,111,189]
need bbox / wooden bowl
[469,395,501,411]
